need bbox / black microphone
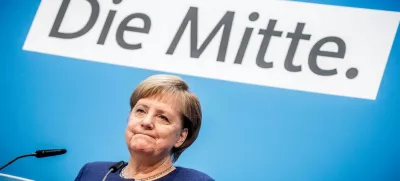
[35,149,67,158]
[101,161,125,181]
[0,149,67,171]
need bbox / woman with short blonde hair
[74,74,214,181]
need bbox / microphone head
[35,149,67,158]
[110,161,125,173]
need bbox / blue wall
[0,0,399,181]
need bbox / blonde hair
[129,74,202,162]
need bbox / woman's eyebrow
[155,109,174,116]
[135,103,149,109]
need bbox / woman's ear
[175,128,188,148]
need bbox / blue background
[0,0,399,180]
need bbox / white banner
[23,0,400,100]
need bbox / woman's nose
[140,115,154,130]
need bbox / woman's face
[125,95,188,158]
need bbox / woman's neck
[124,155,174,179]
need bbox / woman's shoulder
[74,161,123,181]
[171,166,215,181]
[79,161,118,172]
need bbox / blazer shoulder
[175,166,215,181]
[74,161,121,181]
[84,161,117,169]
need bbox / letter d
[49,0,99,39]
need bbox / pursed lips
[134,133,155,139]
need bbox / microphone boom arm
[0,149,67,171]
[0,153,36,171]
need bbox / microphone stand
[0,154,36,171]
[0,149,67,171]
[101,161,125,181]
[102,169,114,181]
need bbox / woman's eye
[159,115,169,122]
[136,108,145,113]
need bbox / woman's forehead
[139,93,182,112]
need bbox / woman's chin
[129,143,154,154]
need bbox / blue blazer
[74,161,215,181]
